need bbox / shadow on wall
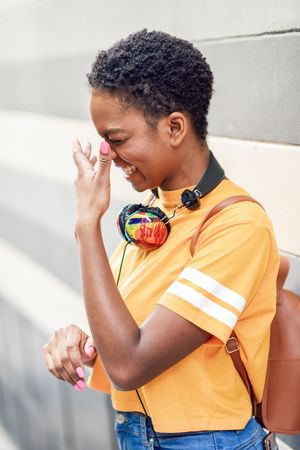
[0,296,118,450]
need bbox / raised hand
[72,138,112,232]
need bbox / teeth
[122,165,136,176]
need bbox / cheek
[123,139,152,166]
[117,135,163,176]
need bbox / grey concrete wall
[0,0,299,61]
[0,1,299,449]
[0,292,117,450]
[1,31,299,144]
[0,166,124,293]
[0,0,299,144]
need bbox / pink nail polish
[100,142,109,155]
[76,380,86,390]
[74,385,81,392]
[86,347,95,357]
[76,367,84,378]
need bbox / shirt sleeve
[158,216,271,343]
[86,354,111,393]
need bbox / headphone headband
[181,151,225,209]
[193,151,225,197]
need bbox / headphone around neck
[117,151,225,251]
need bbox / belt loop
[140,413,149,446]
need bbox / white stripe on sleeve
[167,281,238,329]
[180,268,246,312]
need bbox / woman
[43,29,279,449]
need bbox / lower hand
[43,324,97,391]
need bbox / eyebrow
[103,127,125,136]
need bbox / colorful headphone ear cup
[117,204,170,250]
[117,204,142,242]
[145,207,171,233]
[117,210,128,241]
[124,209,170,250]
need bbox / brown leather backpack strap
[190,195,264,256]
[189,194,264,414]
[276,255,289,291]
[225,334,258,416]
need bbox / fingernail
[100,141,109,155]
[74,385,82,392]
[76,380,86,390]
[86,346,95,357]
[84,141,89,149]
[76,367,84,378]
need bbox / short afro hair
[87,29,213,140]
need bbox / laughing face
[90,89,187,192]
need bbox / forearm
[76,222,141,386]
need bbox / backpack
[190,195,300,435]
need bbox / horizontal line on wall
[0,237,89,335]
[211,135,299,148]
[194,27,300,44]
[281,249,300,259]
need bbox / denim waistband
[114,410,267,449]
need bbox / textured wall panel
[0,0,299,62]
[0,33,299,144]
[209,136,300,255]
[0,239,118,449]
[0,112,299,256]
[203,33,300,144]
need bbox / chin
[130,175,154,193]
[131,183,148,193]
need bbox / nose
[109,149,124,168]
[110,148,118,160]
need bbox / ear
[166,112,187,146]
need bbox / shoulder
[205,179,272,229]
[218,199,268,226]
[193,181,277,251]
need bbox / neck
[159,140,211,191]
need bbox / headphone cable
[135,389,162,449]
[116,242,162,449]
[116,241,130,285]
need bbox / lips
[113,157,138,179]
[122,165,137,177]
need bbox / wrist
[75,218,101,240]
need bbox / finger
[65,330,85,377]
[72,137,87,173]
[43,349,64,381]
[73,148,94,174]
[72,137,83,153]
[64,326,88,389]
[90,155,97,167]
[95,141,112,184]
[51,348,77,386]
[83,141,92,160]
[67,344,86,381]
[84,336,97,358]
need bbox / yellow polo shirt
[87,179,279,433]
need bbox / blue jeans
[114,410,270,450]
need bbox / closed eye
[107,138,124,146]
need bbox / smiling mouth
[121,165,137,178]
